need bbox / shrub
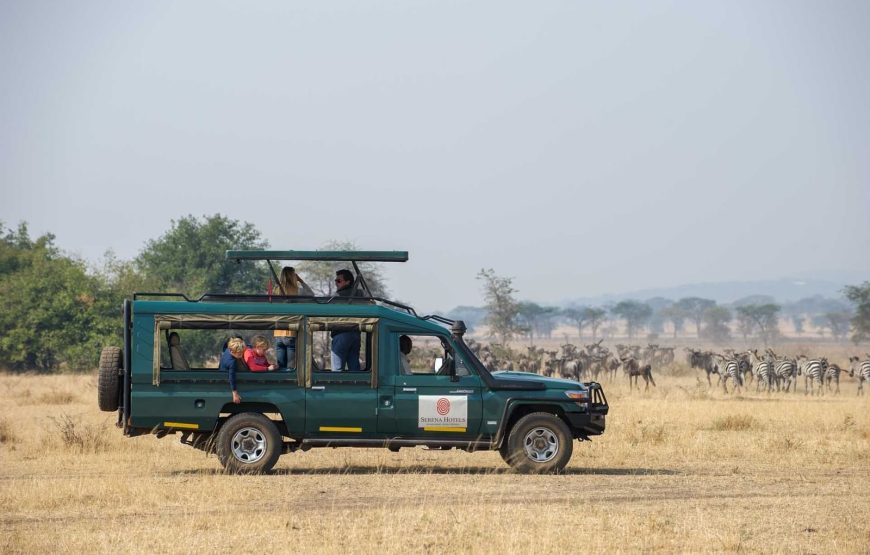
[710,415,758,432]
[50,414,108,453]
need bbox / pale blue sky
[2,1,868,310]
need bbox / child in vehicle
[245,335,277,372]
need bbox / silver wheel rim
[231,427,267,464]
[523,427,559,463]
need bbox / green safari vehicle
[97,250,608,474]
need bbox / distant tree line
[473,269,870,347]
[0,216,388,371]
[1,217,868,371]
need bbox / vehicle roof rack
[226,250,408,262]
[132,292,420,316]
[226,249,407,299]
[132,250,452,325]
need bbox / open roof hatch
[225,250,409,298]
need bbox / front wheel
[501,412,573,474]
[215,413,282,474]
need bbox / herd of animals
[463,339,870,396]
[684,348,870,396]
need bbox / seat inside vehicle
[168,332,190,370]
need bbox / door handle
[311,386,325,391]
[450,389,473,394]
[402,387,417,392]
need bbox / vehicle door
[303,318,380,437]
[390,333,483,439]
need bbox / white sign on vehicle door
[418,395,468,428]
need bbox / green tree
[701,306,732,343]
[136,214,269,297]
[676,297,716,337]
[659,304,687,339]
[813,311,852,342]
[644,297,672,336]
[477,268,521,343]
[844,282,870,343]
[610,300,652,339]
[734,304,781,345]
[585,307,607,341]
[562,306,589,339]
[0,223,118,370]
[791,315,805,336]
[735,309,756,341]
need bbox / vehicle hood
[491,371,583,390]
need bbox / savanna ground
[1,345,869,554]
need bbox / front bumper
[566,382,608,438]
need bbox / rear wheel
[216,413,282,474]
[97,346,122,412]
[501,412,573,474]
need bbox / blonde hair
[278,267,300,296]
[251,335,269,349]
[227,337,246,355]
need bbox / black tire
[98,346,122,412]
[215,413,282,474]
[501,412,573,474]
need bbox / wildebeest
[621,357,656,391]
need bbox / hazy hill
[562,278,849,307]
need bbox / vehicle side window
[310,328,372,373]
[396,334,471,377]
[159,329,282,371]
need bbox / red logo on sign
[436,398,451,416]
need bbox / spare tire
[98,346,123,412]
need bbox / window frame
[151,314,303,386]
[303,316,380,389]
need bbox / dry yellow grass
[1,370,868,554]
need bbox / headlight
[564,390,589,402]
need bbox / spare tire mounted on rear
[98,346,123,412]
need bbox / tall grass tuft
[0,417,14,444]
[627,423,667,445]
[709,415,758,432]
[50,413,108,453]
[38,390,76,405]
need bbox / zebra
[713,354,742,393]
[765,348,798,393]
[824,362,850,395]
[734,352,753,386]
[747,349,773,393]
[849,356,870,395]
[798,356,827,396]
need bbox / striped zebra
[798,356,827,396]
[747,349,773,393]
[713,354,742,393]
[849,356,870,396]
[765,348,798,393]
[824,363,850,395]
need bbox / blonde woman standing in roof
[274,267,313,369]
